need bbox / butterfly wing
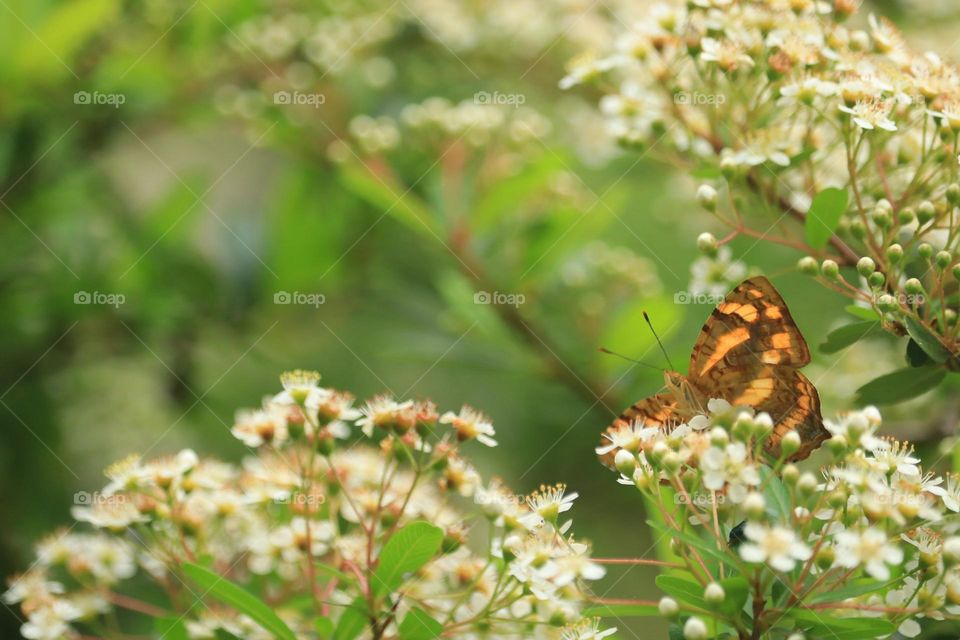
[597,392,678,468]
[687,276,828,461]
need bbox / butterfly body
[602,276,829,464]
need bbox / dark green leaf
[181,563,296,640]
[372,521,443,595]
[582,604,660,617]
[904,315,951,363]
[805,187,849,249]
[398,607,443,640]
[855,365,946,405]
[906,338,932,367]
[333,597,369,640]
[819,321,881,354]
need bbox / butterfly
[600,276,829,465]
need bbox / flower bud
[856,257,876,277]
[886,243,904,264]
[904,278,925,298]
[870,207,891,230]
[633,468,650,491]
[787,634,806,640]
[897,207,915,226]
[703,582,726,607]
[868,271,885,288]
[662,452,681,474]
[815,545,835,570]
[697,232,718,257]
[821,259,840,280]
[658,596,679,618]
[798,256,819,276]
[782,464,800,486]
[683,616,708,640]
[917,200,936,225]
[948,183,960,205]
[744,492,766,520]
[780,431,801,458]
[944,537,960,566]
[797,472,818,497]
[697,186,719,212]
[849,219,867,239]
[876,294,898,313]
[709,426,729,447]
[615,449,637,477]
[918,243,934,260]
[935,251,952,271]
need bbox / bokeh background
[3,1,960,637]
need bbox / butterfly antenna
[643,311,676,371]
[597,347,664,372]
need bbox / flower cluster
[4,371,610,640]
[599,400,960,639]
[566,0,960,371]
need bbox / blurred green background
[2,1,959,638]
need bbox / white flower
[833,527,903,580]
[71,498,148,532]
[20,600,80,640]
[839,99,897,131]
[524,484,578,527]
[231,407,288,448]
[440,406,497,447]
[739,524,812,572]
[355,395,415,437]
[596,419,660,456]
[689,246,748,298]
[562,618,617,640]
[700,442,760,502]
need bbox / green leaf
[646,519,730,569]
[181,563,296,640]
[15,0,120,80]
[759,466,791,521]
[398,607,443,640]
[333,597,368,640]
[804,187,849,249]
[906,338,932,367]
[315,617,334,639]
[855,365,946,405]
[372,521,443,595]
[656,575,706,609]
[844,305,880,321]
[818,321,881,354]
[809,578,881,603]
[582,604,660,617]
[788,609,895,639]
[904,315,951,363]
[155,616,189,640]
[337,161,437,239]
[718,577,749,617]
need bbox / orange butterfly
[600,276,829,465]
